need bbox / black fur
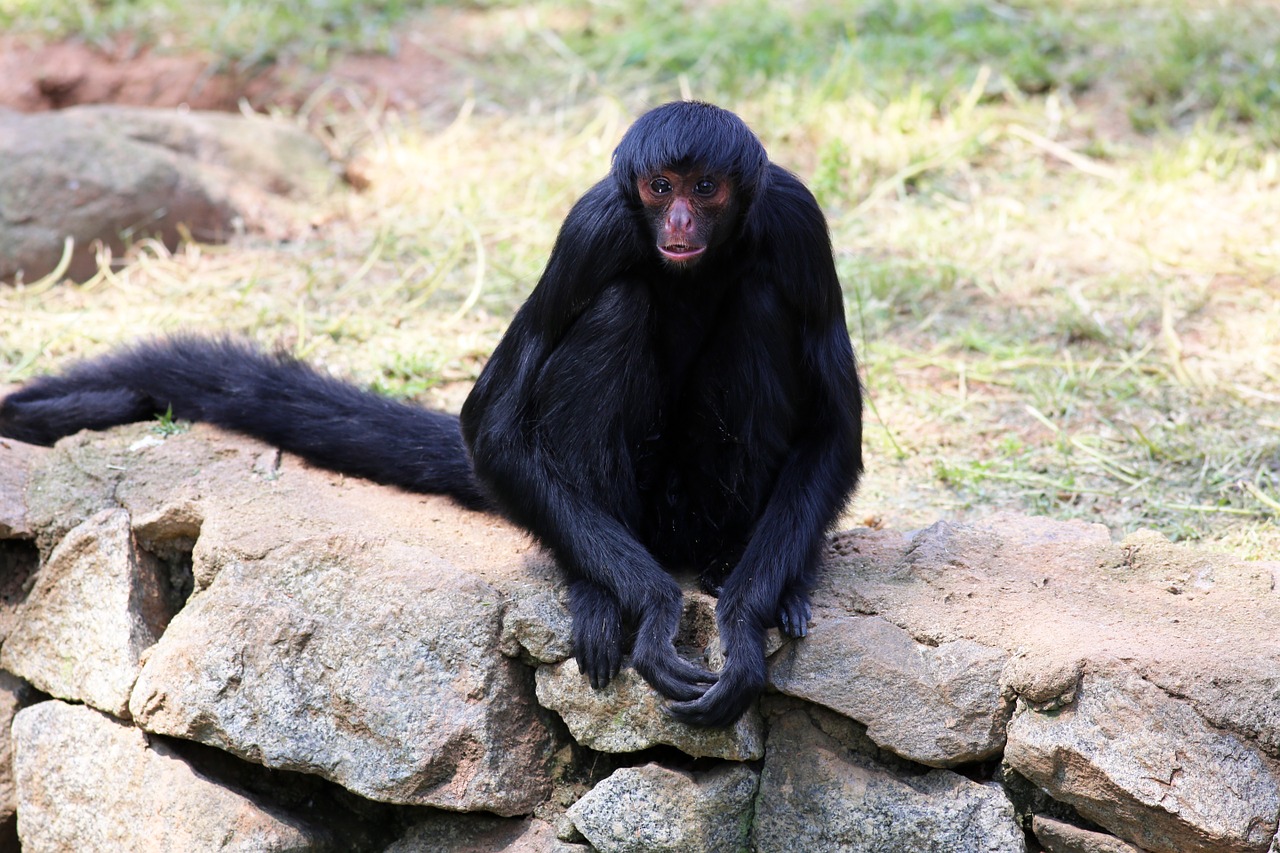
[0,101,862,727]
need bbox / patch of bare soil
[0,32,455,115]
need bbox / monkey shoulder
[745,167,841,320]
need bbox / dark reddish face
[637,170,737,268]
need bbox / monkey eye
[694,179,718,196]
[649,177,673,194]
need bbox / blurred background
[1,0,1276,557]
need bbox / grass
[1,0,1277,558]
[0,0,418,67]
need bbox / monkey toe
[632,647,718,702]
[776,592,812,638]
[666,681,754,728]
[574,630,624,690]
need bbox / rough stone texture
[0,508,175,717]
[536,660,765,761]
[826,515,1280,748]
[129,533,555,815]
[1032,816,1146,853]
[12,700,329,852]
[568,763,757,853]
[0,438,43,539]
[754,703,1026,852]
[1006,665,1280,853]
[769,612,1009,766]
[385,815,579,852]
[4,429,1280,850]
[500,588,574,664]
[0,106,334,282]
[0,672,39,844]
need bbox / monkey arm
[668,176,864,727]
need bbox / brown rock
[0,106,333,282]
[130,534,556,815]
[753,703,1025,852]
[1033,815,1146,853]
[1006,666,1280,853]
[769,612,1010,766]
[12,700,329,851]
[0,508,176,717]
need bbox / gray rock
[499,589,574,663]
[754,704,1026,853]
[567,762,757,853]
[0,106,333,282]
[11,700,328,851]
[129,534,555,815]
[1005,666,1280,853]
[1032,815,1146,853]
[769,612,1010,766]
[1,508,176,717]
[535,660,764,760]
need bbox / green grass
[0,0,419,67]
[1,0,1277,557]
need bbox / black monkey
[0,102,862,727]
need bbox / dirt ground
[0,33,452,115]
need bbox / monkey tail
[0,336,491,510]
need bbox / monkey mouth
[658,243,706,262]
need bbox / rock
[129,534,556,815]
[769,612,1009,766]
[0,439,44,539]
[500,589,574,663]
[754,703,1026,853]
[824,514,1280,767]
[11,700,331,851]
[1005,665,1280,853]
[385,814,578,852]
[1032,815,1146,853]
[535,660,765,761]
[0,540,38,646]
[0,105,334,282]
[0,672,39,845]
[9,430,1280,848]
[0,509,177,718]
[567,763,757,853]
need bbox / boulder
[567,763,757,853]
[0,439,43,539]
[3,430,1280,850]
[0,508,177,717]
[1006,665,1280,853]
[753,703,1026,852]
[536,660,765,761]
[129,533,556,815]
[769,612,1009,766]
[11,700,332,851]
[0,106,334,282]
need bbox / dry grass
[2,0,1277,557]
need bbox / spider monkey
[1,101,863,727]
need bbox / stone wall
[1,424,1278,852]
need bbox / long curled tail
[0,337,490,509]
